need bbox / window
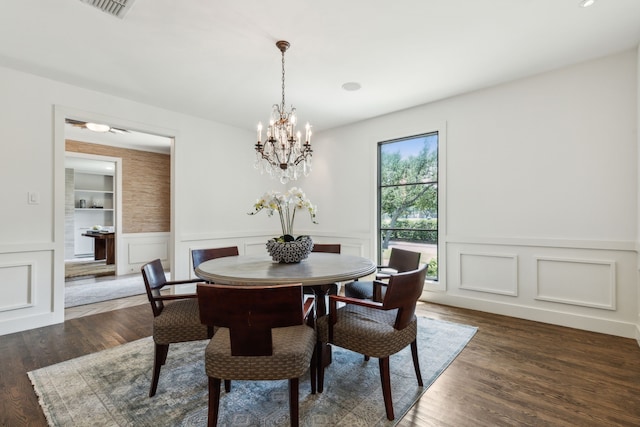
[378,132,438,280]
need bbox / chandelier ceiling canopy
[254,40,312,184]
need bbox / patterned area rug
[29,317,477,427]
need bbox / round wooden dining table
[195,252,376,287]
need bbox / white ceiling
[1,0,639,134]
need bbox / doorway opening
[64,155,118,280]
[61,114,172,311]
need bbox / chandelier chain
[281,48,286,112]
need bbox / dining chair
[306,243,342,316]
[344,247,421,301]
[197,283,317,427]
[316,265,428,421]
[191,246,239,271]
[141,259,212,397]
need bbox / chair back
[198,283,304,356]
[382,265,427,330]
[141,259,168,317]
[311,244,341,254]
[191,246,239,269]
[387,248,421,273]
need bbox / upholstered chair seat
[153,298,209,345]
[317,305,417,358]
[205,324,316,381]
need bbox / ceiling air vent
[79,0,136,19]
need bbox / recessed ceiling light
[579,0,595,7]
[85,122,111,132]
[342,82,361,91]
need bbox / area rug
[64,274,150,308]
[29,317,477,427]
[65,259,116,279]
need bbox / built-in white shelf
[73,172,115,256]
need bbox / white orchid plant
[249,187,318,241]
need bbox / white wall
[0,64,257,335]
[636,44,640,346]
[0,48,638,339]
[310,49,639,338]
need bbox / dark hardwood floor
[2,301,639,426]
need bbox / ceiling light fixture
[254,40,312,184]
[85,122,111,132]
[579,0,595,7]
[342,82,362,91]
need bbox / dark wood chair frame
[376,247,422,281]
[307,243,341,316]
[198,283,317,427]
[318,265,427,420]
[345,247,421,302]
[141,258,213,397]
[191,246,240,271]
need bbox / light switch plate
[28,192,40,205]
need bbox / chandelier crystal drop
[254,40,313,184]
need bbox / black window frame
[377,131,439,280]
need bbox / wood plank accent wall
[65,140,170,233]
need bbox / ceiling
[1,1,639,134]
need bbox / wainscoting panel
[459,251,518,296]
[0,262,34,312]
[120,232,170,274]
[0,249,59,336]
[535,257,616,310]
[245,241,269,256]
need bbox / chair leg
[149,343,169,397]
[289,378,299,427]
[410,339,423,386]
[208,377,221,427]
[364,355,370,361]
[316,342,325,393]
[378,357,395,421]
[310,343,317,394]
[224,379,231,393]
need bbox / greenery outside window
[378,132,438,279]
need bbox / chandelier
[254,40,313,184]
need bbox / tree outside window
[378,133,438,279]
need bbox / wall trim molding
[446,235,636,251]
[423,292,637,339]
[534,256,617,310]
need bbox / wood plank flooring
[2,300,639,426]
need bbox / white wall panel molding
[0,261,35,312]
[0,250,60,336]
[120,232,170,274]
[458,251,519,296]
[0,242,56,253]
[424,291,637,339]
[180,229,371,242]
[447,235,635,252]
[535,256,616,310]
